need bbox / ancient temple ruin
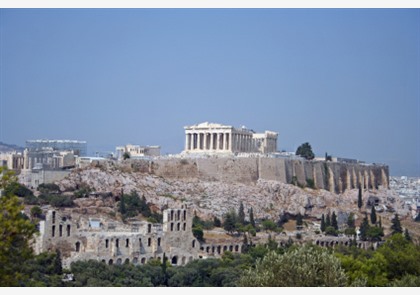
[183,122,278,154]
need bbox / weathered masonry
[35,207,202,268]
[184,122,278,154]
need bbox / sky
[0,7,419,177]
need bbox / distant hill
[0,142,24,153]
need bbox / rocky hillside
[57,165,408,227]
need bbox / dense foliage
[295,142,315,160]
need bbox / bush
[38,183,60,193]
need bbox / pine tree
[331,211,338,230]
[347,212,355,228]
[378,216,382,228]
[320,214,326,232]
[359,214,370,241]
[54,249,63,274]
[357,185,363,210]
[249,207,255,228]
[326,213,331,228]
[296,213,303,230]
[238,201,245,225]
[370,205,377,224]
[391,214,403,235]
[404,228,412,242]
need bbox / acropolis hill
[27,122,416,268]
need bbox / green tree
[320,213,326,232]
[0,168,38,286]
[404,228,412,242]
[239,245,347,287]
[30,205,43,219]
[213,216,221,227]
[347,212,355,228]
[331,211,338,230]
[366,226,384,242]
[295,142,315,160]
[357,185,363,210]
[238,201,245,225]
[370,206,377,225]
[223,210,237,234]
[325,212,331,228]
[122,152,130,160]
[296,212,303,228]
[249,207,255,228]
[359,214,370,241]
[262,219,277,232]
[390,214,403,235]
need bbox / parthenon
[184,122,278,154]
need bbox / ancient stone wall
[138,157,389,192]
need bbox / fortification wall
[129,157,389,192]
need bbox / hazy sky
[0,8,419,176]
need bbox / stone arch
[108,259,113,265]
[75,241,80,252]
[229,245,233,251]
[189,256,193,262]
[116,258,122,265]
[133,257,138,264]
[316,240,320,246]
[235,245,239,252]
[124,258,130,264]
[217,246,221,254]
[141,257,146,264]
[223,245,227,252]
[212,246,215,253]
[101,259,106,263]
[171,256,178,265]
[206,246,210,253]
[182,256,186,265]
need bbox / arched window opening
[177,223,180,231]
[126,239,129,248]
[75,242,80,252]
[192,240,196,248]
[148,238,151,247]
[67,224,71,237]
[105,239,109,248]
[52,211,56,224]
[116,239,119,248]
[148,224,152,233]
[171,256,178,265]
[158,237,161,247]
[52,225,55,237]
[59,225,63,237]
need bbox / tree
[249,207,255,228]
[0,167,38,286]
[370,206,377,225]
[262,220,277,232]
[238,245,347,287]
[357,185,363,210]
[325,213,331,228]
[223,210,237,234]
[296,213,303,228]
[213,216,221,227]
[238,202,245,225]
[30,205,43,219]
[391,214,403,235]
[404,228,412,242]
[347,212,355,228]
[122,152,130,160]
[320,214,326,232]
[359,214,370,241]
[331,211,338,230]
[295,142,315,160]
